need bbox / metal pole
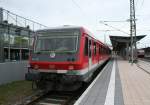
[130,0,136,63]
[104,33,106,44]
[28,30,30,59]
[133,0,137,61]
[0,7,4,62]
[8,25,11,61]
[104,30,108,44]
[16,15,17,26]
[7,11,11,61]
[19,30,22,61]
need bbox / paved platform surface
[74,59,124,105]
[118,59,150,105]
[74,57,150,105]
[137,59,150,74]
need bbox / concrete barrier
[0,61,28,85]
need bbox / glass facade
[0,8,46,62]
[3,31,33,61]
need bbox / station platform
[137,59,150,74]
[74,57,150,105]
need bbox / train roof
[37,25,82,32]
[36,26,95,36]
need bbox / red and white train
[26,26,111,91]
[137,49,145,58]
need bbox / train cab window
[94,42,96,55]
[84,37,89,56]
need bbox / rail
[14,59,110,105]
[137,58,150,75]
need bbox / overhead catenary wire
[97,30,118,31]
[100,20,128,23]
[140,0,145,10]
[99,21,130,35]
[71,0,85,15]
[135,0,139,9]
[135,0,145,15]
[70,0,96,26]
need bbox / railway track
[137,58,150,75]
[15,90,48,105]
[138,58,150,62]
[30,91,82,105]
[15,89,84,105]
[15,60,109,105]
[14,85,86,105]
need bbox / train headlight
[68,65,74,70]
[34,65,39,70]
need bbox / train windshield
[35,36,78,52]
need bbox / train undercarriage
[25,71,88,91]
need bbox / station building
[0,8,37,62]
[109,35,146,59]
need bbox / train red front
[26,26,111,91]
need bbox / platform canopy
[110,35,146,51]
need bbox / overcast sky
[0,0,150,48]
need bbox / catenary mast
[130,0,137,63]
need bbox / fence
[0,7,48,62]
[0,61,28,85]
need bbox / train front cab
[25,27,110,90]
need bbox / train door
[88,38,92,68]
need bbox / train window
[97,44,99,54]
[99,45,101,54]
[100,46,102,54]
[97,45,99,54]
[35,36,78,52]
[101,47,104,54]
[89,40,92,57]
[84,37,88,56]
[94,42,96,55]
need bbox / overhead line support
[130,0,137,63]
